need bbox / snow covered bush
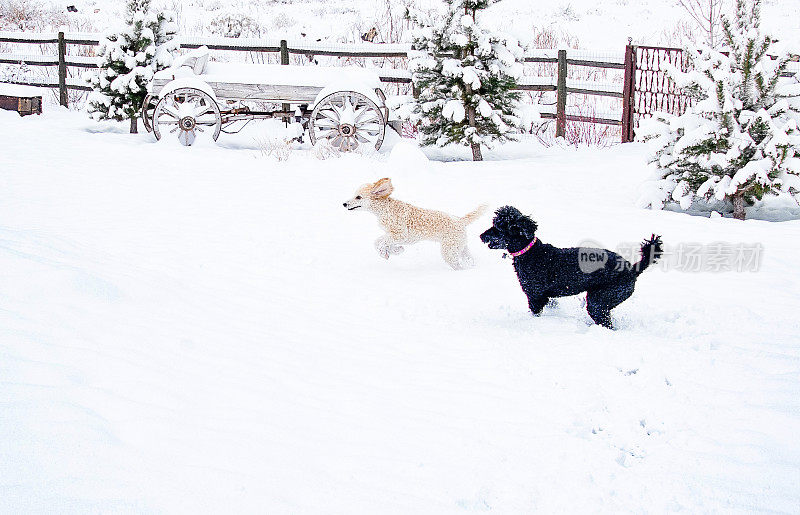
[256,136,292,162]
[407,0,523,161]
[311,140,341,160]
[0,0,66,31]
[0,61,32,85]
[85,0,178,133]
[208,11,264,38]
[638,0,800,220]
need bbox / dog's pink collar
[509,237,537,257]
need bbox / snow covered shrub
[0,61,32,84]
[256,121,305,161]
[528,25,580,52]
[407,0,524,161]
[256,136,292,162]
[371,0,419,44]
[311,140,341,160]
[638,0,800,220]
[208,10,271,63]
[555,3,580,22]
[271,12,295,30]
[208,11,264,38]
[85,0,178,133]
[564,107,619,147]
[0,0,66,31]
[657,19,699,48]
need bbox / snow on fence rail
[0,53,97,68]
[0,30,640,140]
[180,35,411,58]
[0,76,87,90]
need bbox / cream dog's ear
[371,178,394,198]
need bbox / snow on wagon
[142,47,395,151]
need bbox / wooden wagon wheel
[141,94,158,133]
[152,87,221,146]
[309,91,386,151]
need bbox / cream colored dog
[343,178,487,269]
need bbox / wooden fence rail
[0,30,627,139]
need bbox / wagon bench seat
[151,62,382,104]
[0,83,44,116]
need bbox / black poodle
[480,206,663,329]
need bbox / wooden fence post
[280,39,289,65]
[555,49,567,138]
[58,31,68,107]
[280,39,289,122]
[621,39,636,143]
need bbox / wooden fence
[0,30,627,140]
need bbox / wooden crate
[0,84,45,116]
[0,94,42,116]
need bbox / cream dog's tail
[459,204,488,226]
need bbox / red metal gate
[621,44,692,142]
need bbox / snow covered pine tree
[638,0,800,220]
[85,0,178,133]
[407,0,523,161]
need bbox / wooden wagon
[142,47,394,151]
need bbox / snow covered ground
[1,108,800,513]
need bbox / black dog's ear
[513,217,538,240]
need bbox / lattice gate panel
[633,46,692,125]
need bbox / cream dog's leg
[457,229,474,267]
[460,246,475,268]
[375,236,390,259]
[441,233,474,269]
[375,235,405,259]
[441,241,463,270]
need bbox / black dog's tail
[633,234,663,275]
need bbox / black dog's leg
[586,282,635,329]
[586,299,613,328]
[528,295,550,316]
